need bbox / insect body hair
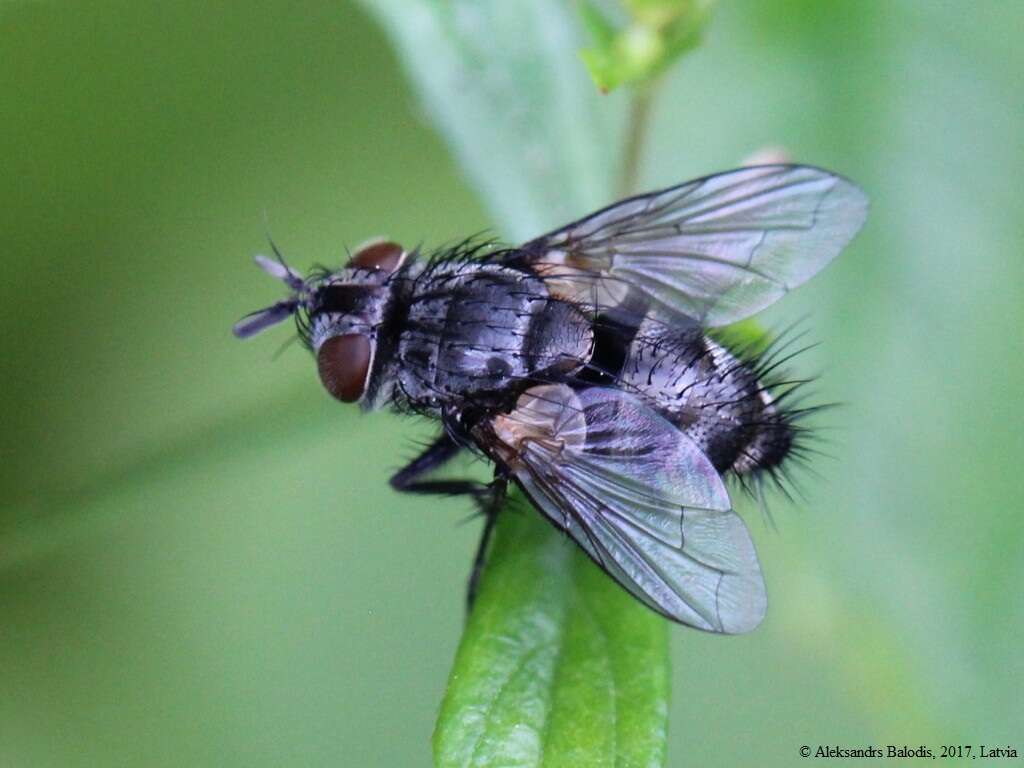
[710,321,832,510]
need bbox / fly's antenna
[232,246,308,339]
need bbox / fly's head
[233,239,408,406]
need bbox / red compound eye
[316,334,371,402]
[347,240,405,273]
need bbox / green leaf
[579,0,716,93]
[356,3,670,766]
[357,0,626,241]
[433,494,669,768]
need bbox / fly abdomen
[617,320,797,477]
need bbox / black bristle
[712,319,833,512]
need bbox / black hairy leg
[388,432,508,612]
[388,432,469,494]
[466,473,508,612]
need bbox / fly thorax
[393,263,592,410]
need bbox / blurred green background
[2,1,1021,765]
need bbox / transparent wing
[485,384,766,633]
[513,164,868,326]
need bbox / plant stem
[618,81,658,196]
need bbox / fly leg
[389,434,509,614]
[388,433,476,495]
[465,472,508,611]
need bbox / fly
[234,164,868,633]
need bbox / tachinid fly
[235,164,867,633]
